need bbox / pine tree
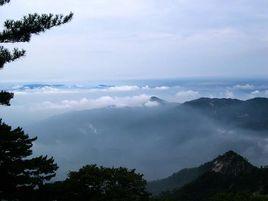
[0,121,58,200]
[0,1,73,200]
[0,0,73,105]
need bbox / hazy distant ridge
[27,97,268,180]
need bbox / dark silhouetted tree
[40,165,150,201]
[0,0,73,105]
[0,121,58,200]
[0,1,73,200]
[209,193,268,201]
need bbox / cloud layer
[1,79,268,127]
[175,90,201,103]
[32,95,158,111]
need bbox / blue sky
[0,0,268,81]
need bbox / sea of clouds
[1,79,268,180]
[1,79,268,126]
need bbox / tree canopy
[0,0,10,6]
[0,3,73,69]
[0,1,73,200]
[0,0,73,105]
[40,165,150,201]
[0,121,58,200]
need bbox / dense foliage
[0,121,58,200]
[0,7,73,68]
[39,165,150,201]
[0,1,73,200]
[210,193,268,201]
[0,90,14,106]
[0,0,73,104]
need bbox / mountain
[155,151,268,201]
[148,151,256,195]
[210,150,256,175]
[25,97,268,180]
[182,97,268,130]
[147,162,211,195]
[183,98,243,109]
[149,96,168,105]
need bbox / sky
[0,0,268,81]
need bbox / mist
[1,79,268,181]
[25,99,268,181]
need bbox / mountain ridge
[148,150,257,195]
[182,97,268,130]
[26,97,268,181]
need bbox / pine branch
[0,46,25,68]
[0,90,14,106]
[0,12,74,43]
[0,0,10,6]
[0,121,58,197]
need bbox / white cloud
[14,86,63,95]
[251,90,261,95]
[249,90,268,98]
[141,85,150,90]
[233,84,255,90]
[103,85,140,92]
[175,90,201,103]
[12,84,171,94]
[31,94,158,111]
[225,90,235,98]
[154,86,170,90]
[144,101,159,107]
[95,85,170,92]
[79,123,98,135]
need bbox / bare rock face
[148,150,257,195]
[210,151,257,176]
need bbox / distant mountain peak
[183,97,268,108]
[148,150,261,196]
[180,97,268,131]
[149,96,167,105]
[210,151,256,176]
[183,97,242,108]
